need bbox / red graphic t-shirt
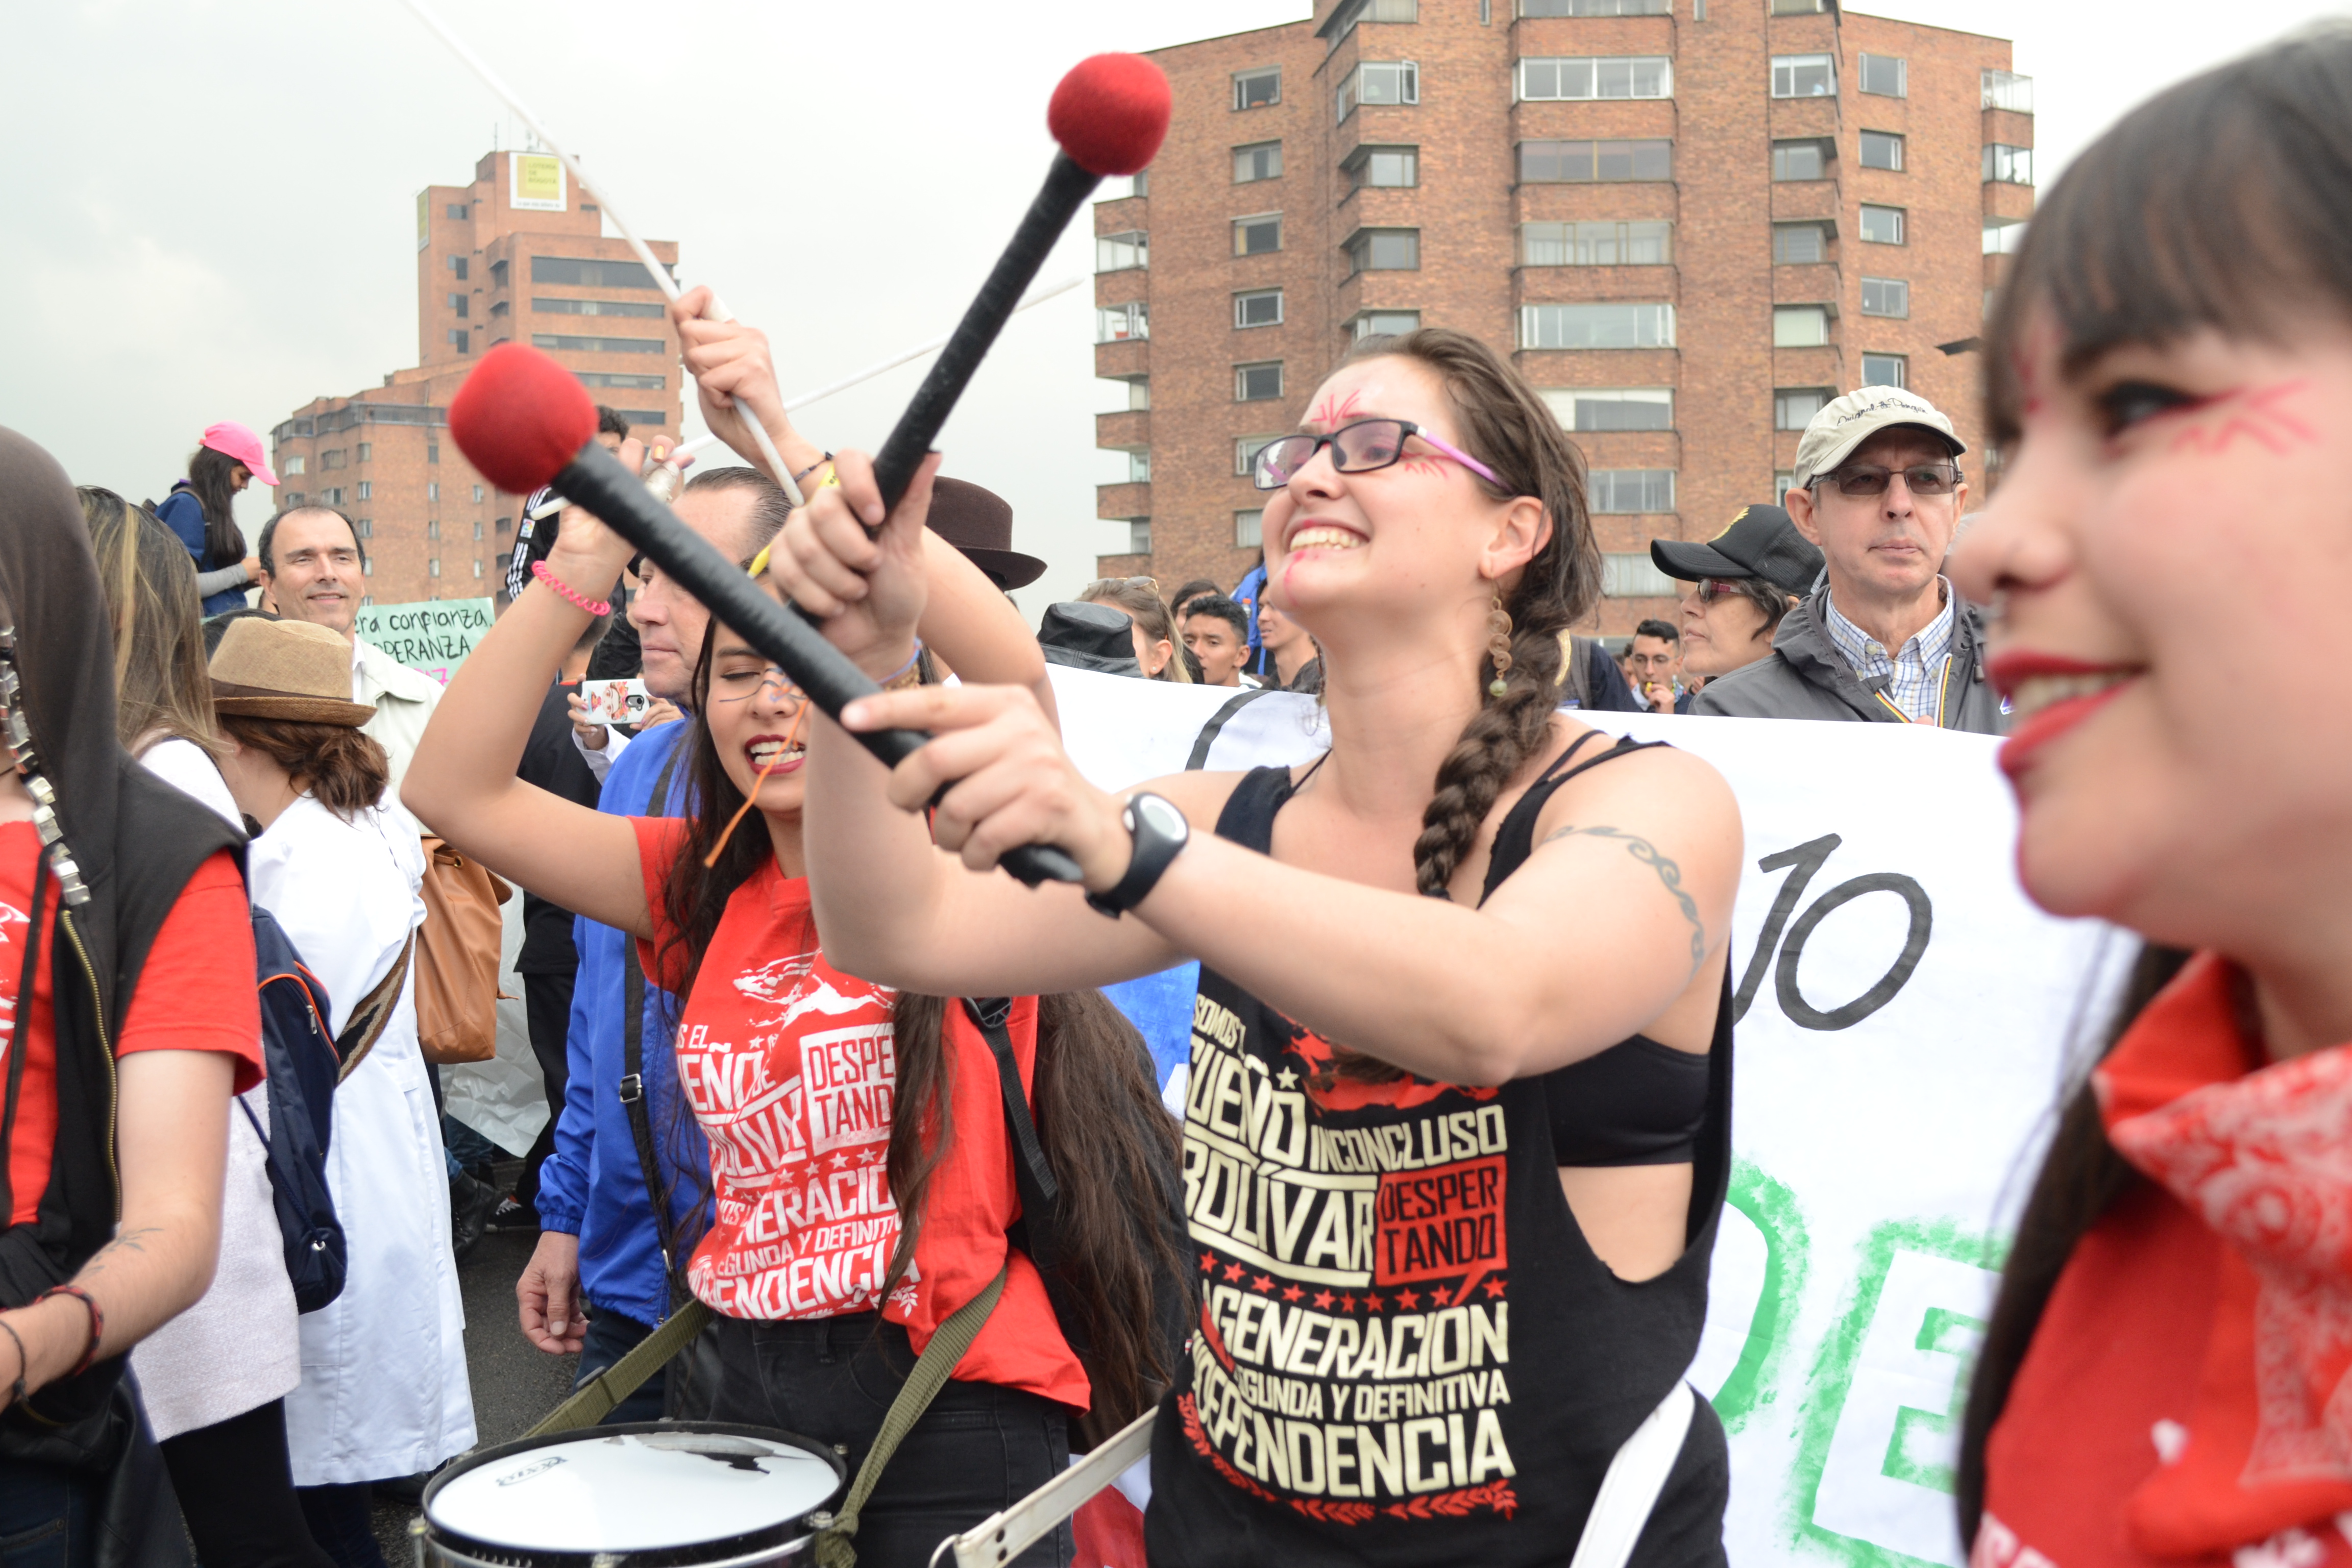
[0,826,261,1226]
[632,819,1086,1408]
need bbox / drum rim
[422,1420,847,1567]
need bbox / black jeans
[513,969,576,1211]
[704,1313,1070,1568]
[294,1483,385,1568]
[0,1458,92,1568]
[574,1310,666,1426]
[160,1400,333,1568]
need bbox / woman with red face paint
[1948,32,2352,1568]
[783,328,1744,1566]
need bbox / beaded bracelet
[0,1316,27,1406]
[531,559,611,619]
[791,452,835,487]
[37,1284,101,1377]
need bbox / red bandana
[2094,953,2352,1554]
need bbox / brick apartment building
[271,150,683,606]
[1092,0,2032,635]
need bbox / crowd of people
[0,30,2347,1568]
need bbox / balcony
[1096,409,1150,449]
[1981,70,2033,114]
[1096,482,1152,521]
[1770,181,1842,224]
[1983,180,2033,225]
[1095,339,1148,381]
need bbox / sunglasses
[1812,463,1962,498]
[1252,419,1499,491]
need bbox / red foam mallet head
[1047,54,1172,178]
[448,343,599,496]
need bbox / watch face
[1135,793,1188,842]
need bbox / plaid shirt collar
[1821,578,1956,722]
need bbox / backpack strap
[961,997,1060,1275]
[332,933,413,1085]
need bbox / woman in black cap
[0,429,261,1562]
[1649,504,1822,691]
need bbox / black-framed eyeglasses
[1811,463,1963,498]
[1251,419,1499,491]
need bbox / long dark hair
[653,624,1183,1429]
[182,446,248,566]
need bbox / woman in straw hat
[209,616,474,1565]
[0,432,261,1566]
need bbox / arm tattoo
[1539,823,1707,976]
[74,1227,160,1283]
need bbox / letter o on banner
[1774,873,1933,1031]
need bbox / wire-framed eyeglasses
[1811,463,1963,498]
[1251,419,1500,491]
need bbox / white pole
[672,274,1085,461]
[397,0,807,505]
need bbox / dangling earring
[1486,592,1514,699]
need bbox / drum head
[425,1422,844,1563]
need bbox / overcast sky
[2,0,2341,617]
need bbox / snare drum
[418,1422,846,1568]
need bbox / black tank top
[1482,731,1713,1168]
[1145,737,1734,1568]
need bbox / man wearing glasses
[1685,388,2005,732]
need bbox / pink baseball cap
[200,421,279,487]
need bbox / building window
[1124,172,1150,199]
[489,260,509,288]
[1518,303,1675,349]
[448,292,470,318]
[1345,228,1419,274]
[1517,139,1672,183]
[576,372,669,389]
[1235,509,1264,548]
[1235,290,1284,328]
[530,333,664,354]
[446,202,468,220]
[1539,387,1673,431]
[1351,309,1422,340]
[473,559,484,578]
[1771,54,1835,99]
[1128,520,1153,553]
[533,297,665,317]
[1234,141,1283,183]
[530,256,670,290]
[1772,139,1832,182]
[1517,57,1671,101]
[429,559,440,578]
[428,482,439,501]
[1325,0,1419,38]
[355,443,371,462]
[427,520,440,541]
[1982,69,2035,113]
[1096,231,1148,272]
[1859,205,1906,244]
[1234,215,1282,256]
[1236,362,1284,401]
[354,519,373,539]
[284,456,306,476]
[496,517,512,535]
[489,300,509,318]
[321,448,347,470]
[473,521,484,540]
[1602,553,1680,596]
[362,559,373,578]
[1343,145,1419,189]
[1773,224,1828,264]
[1774,306,1831,347]
[1589,470,1676,513]
[472,484,485,502]
[1098,302,1149,342]
[1523,0,1665,13]
[1983,144,2034,185]
[1772,0,1826,11]
[1858,53,1907,97]
[1775,388,1831,429]
[1237,435,1282,476]
[356,481,373,501]
[1984,217,2027,256]
[1234,67,1282,109]
[1127,450,1153,482]
[1860,277,1910,317]
[448,328,471,352]
[1520,220,1672,266]
[1125,379,1152,410]
[447,256,468,280]
[1861,354,1908,388]
[1859,131,1904,172]
[1775,471,1796,505]
[427,444,440,463]
[1337,61,1419,120]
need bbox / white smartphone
[577,678,651,726]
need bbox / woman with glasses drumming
[1647,503,1824,694]
[1685,388,2004,731]
[781,328,1746,1564]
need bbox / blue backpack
[247,908,354,1313]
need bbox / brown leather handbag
[414,838,513,1066]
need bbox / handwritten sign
[352,597,494,684]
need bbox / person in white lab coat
[209,616,474,1568]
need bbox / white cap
[1790,387,1965,488]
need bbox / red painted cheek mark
[2163,380,2317,456]
[1398,457,1448,478]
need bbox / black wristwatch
[1085,792,1190,918]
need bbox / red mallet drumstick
[448,342,1084,888]
[868,53,1170,509]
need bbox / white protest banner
[1040,668,2120,1568]
[352,596,495,684]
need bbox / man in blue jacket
[516,469,789,1417]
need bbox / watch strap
[1086,793,1186,918]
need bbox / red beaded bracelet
[36,1285,102,1377]
[531,559,611,618]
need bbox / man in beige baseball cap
[1692,386,2005,731]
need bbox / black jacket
[1691,582,2006,732]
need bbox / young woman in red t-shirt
[0,432,261,1563]
[407,448,1174,1567]
[1940,34,2352,1568]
